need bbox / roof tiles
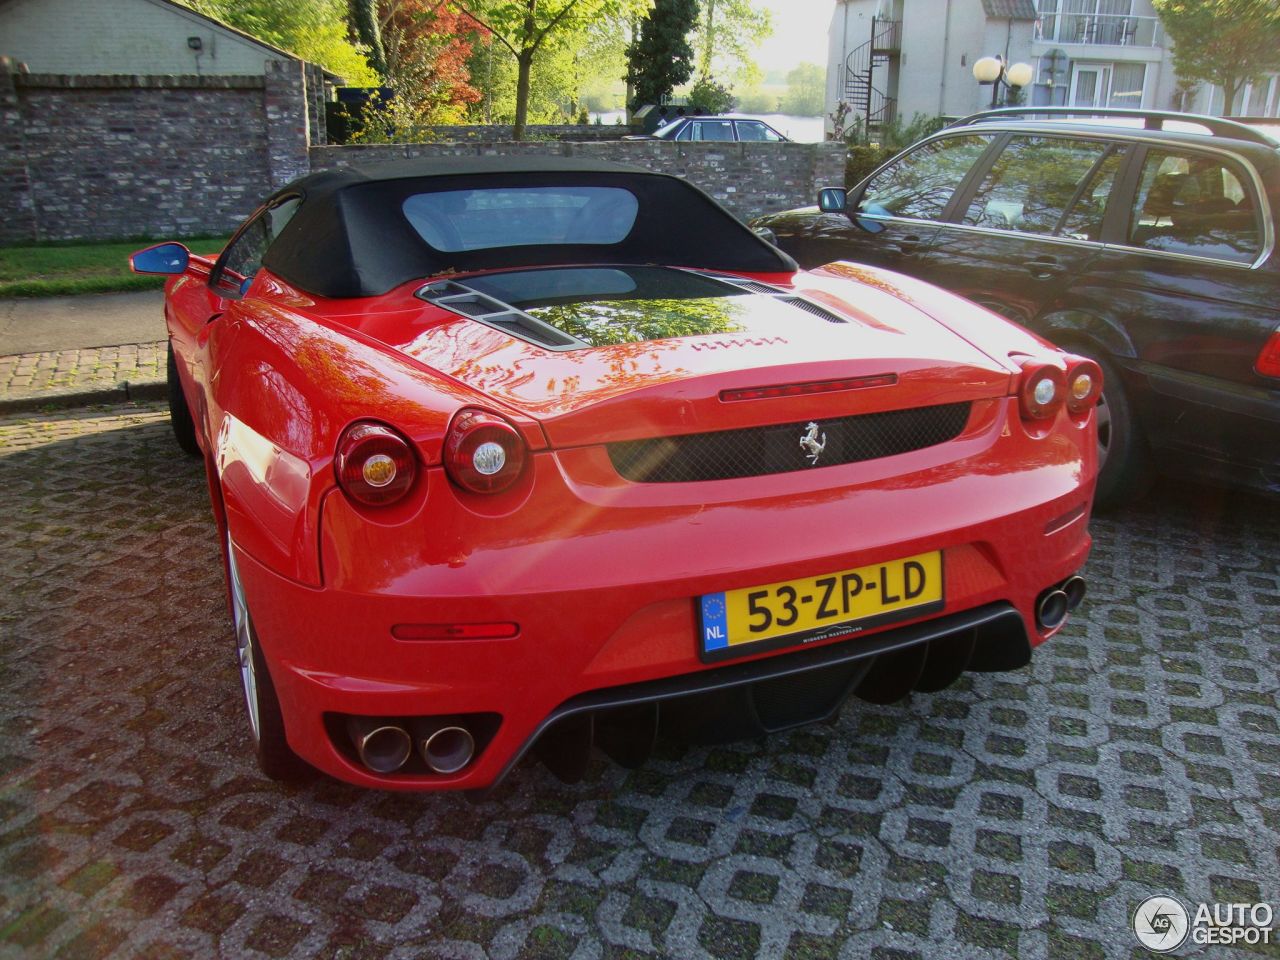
[981,0,1039,19]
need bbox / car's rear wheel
[227,531,307,780]
[167,343,201,457]
[1080,350,1153,509]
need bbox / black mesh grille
[721,278,783,294]
[608,402,971,483]
[777,297,847,323]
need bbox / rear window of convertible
[402,186,639,252]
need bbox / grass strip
[0,237,226,298]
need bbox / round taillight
[1064,358,1104,413]
[1018,362,1066,421]
[335,421,417,506]
[444,409,527,494]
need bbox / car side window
[859,135,991,222]
[221,217,270,284]
[962,136,1115,237]
[736,121,781,142]
[694,120,734,142]
[1057,147,1124,241]
[674,122,693,141]
[1127,149,1262,263]
[212,196,301,295]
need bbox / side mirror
[130,242,190,276]
[817,188,848,213]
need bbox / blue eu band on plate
[699,551,944,661]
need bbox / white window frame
[1067,60,1147,108]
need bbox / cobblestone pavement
[1,404,1277,960]
[0,342,165,407]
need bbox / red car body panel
[143,163,1099,790]
[235,410,1090,790]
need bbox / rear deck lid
[376,265,1015,447]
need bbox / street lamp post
[973,55,1035,108]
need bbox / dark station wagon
[753,108,1280,506]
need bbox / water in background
[589,111,826,143]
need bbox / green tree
[779,62,823,116]
[1152,0,1280,114]
[688,73,734,112]
[624,0,699,110]
[378,2,483,123]
[466,19,622,124]
[183,0,377,83]
[348,0,388,76]
[691,0,770,85]
[735,85,778,113]
[449,0,649,139]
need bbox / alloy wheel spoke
[228,537,261,740]
[1095,393,1111,467]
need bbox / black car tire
[167,343,202,458]
[1075,348,1153,510]
[226,529,309,781]
[248,625,307,781]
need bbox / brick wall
[0,60,313,243]
[311,140,846,223]
[0,61,844,243]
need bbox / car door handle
[894,234,924,255]
[1024,257,1066,279]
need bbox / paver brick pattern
[0,405,1277,959]
[0,342,165,404]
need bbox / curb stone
[0,339,167,413]
[0,378,166,414]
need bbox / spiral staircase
[843,16,901,134]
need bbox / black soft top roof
[261,157,797,299]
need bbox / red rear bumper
[233,398,1095,790]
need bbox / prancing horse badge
[800,422,827,466]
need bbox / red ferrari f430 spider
[131,158,1100,790]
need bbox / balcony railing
[1034,13,1161,47]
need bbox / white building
[0,0,329,78]
[826,0,1280,134]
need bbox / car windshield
[653,118,685,138]
[403,186,639,251]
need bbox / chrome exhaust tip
[1062,575,1087,612]
[413,721,475,774]
[346,717,412,773]
[1036,589,1070,631]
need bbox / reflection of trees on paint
[528,297,747,347]
[241,305,475,457]
[411,313,700,417]
[815,262,908,301]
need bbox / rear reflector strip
[720,374,897,403]
[392,623,519,640]
[1044,504,1087,536]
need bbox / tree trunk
[512,0,538,141]
[514,50,534,140]
[625,16,636,121]
[1221,76,1240,116]
[700,0,717,77]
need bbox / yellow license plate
[698,550,944,662]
